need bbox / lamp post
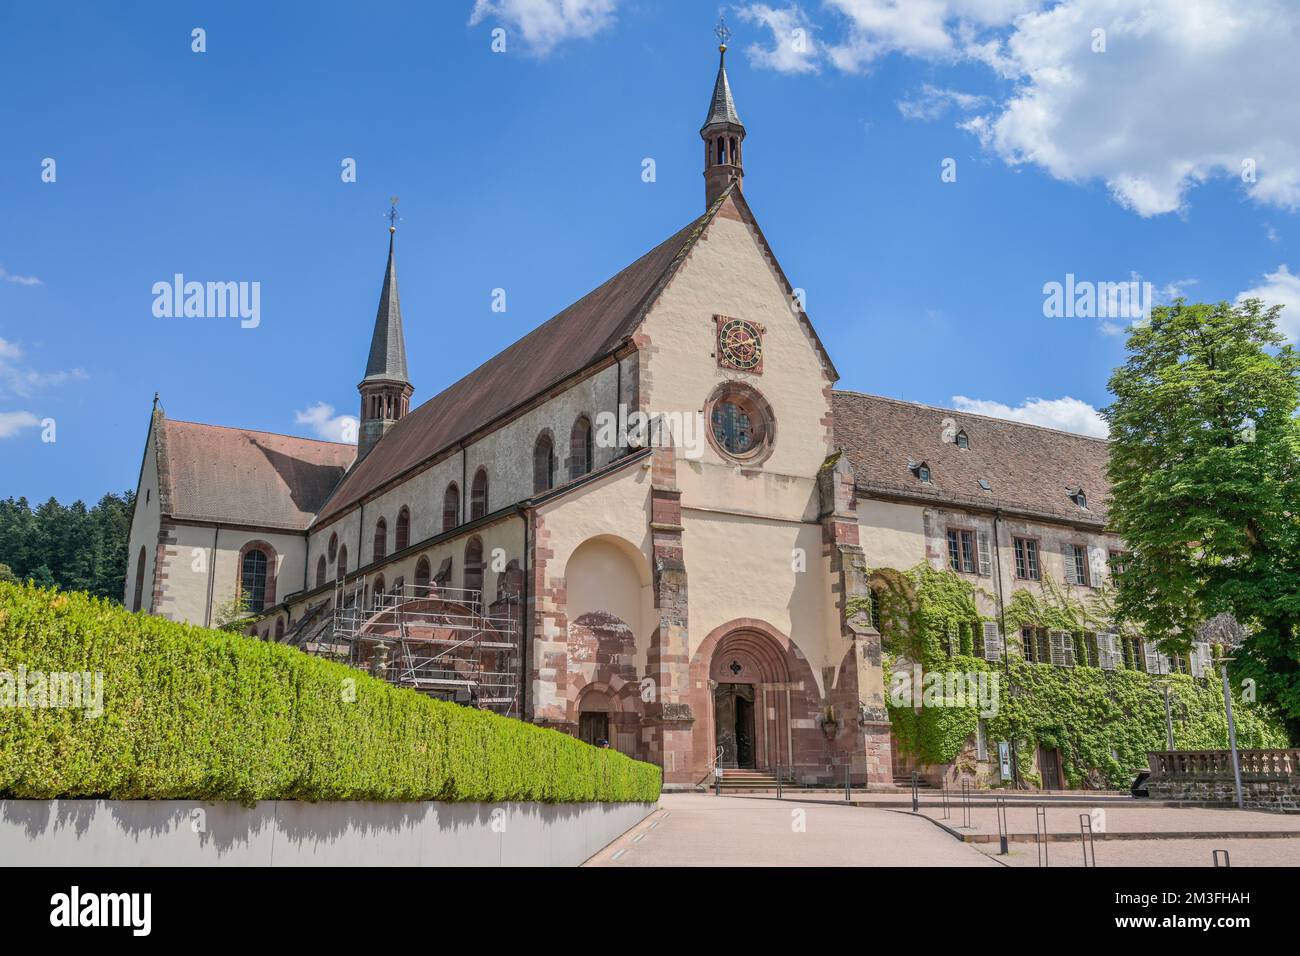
[1157,681,1176,751]
[1216,656,1244,810]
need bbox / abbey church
[125,41,1153,790]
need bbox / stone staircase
[893,774,934,789]
[715,768,796,792]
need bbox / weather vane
[387,196,400,232]
[714,17,730,50]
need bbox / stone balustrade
[1146,749,1300,807]
[1148,749,1300,781]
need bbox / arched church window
[464,537,484,597]
[470,469,488,520]
[373,575,385,609]
[373,518,387,562]
[337,545,348,580]
[240,548,269,614]
[328,532,338,562]
[570,416,593,479]
[414,555,431,591]
[443,483,460,532]
[395,507,410,551]
[132,545,147,612]
[534,433,555,493]
[316,555,326,588]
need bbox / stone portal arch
[691,619,821,777]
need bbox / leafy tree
[1104,298,1300,741]
[0,491,135,602]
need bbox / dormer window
[978,479,991,491]
[1070,488,1088,509]
[955,430,969,450]
[910,461,932,483]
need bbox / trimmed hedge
[0,583,661,803]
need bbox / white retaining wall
[0,799,657,866]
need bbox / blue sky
[2,0,1298,504]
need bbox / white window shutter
[1191,641,1212,677]
[1049,630,1074,666]
[977,531,992,577]
[1063,546,1079,585]
[983,621,1003,662]
[1143,642,1162,674]
[1098,632,1118,670]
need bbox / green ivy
[864,564,1288,788]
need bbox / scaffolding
[304,579,523,719]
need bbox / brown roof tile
[314,201,722,524]
[832,391,1111,526]
[161,420,355,531]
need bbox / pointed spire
[363,227,410,385]
[702,43,742,131]
[700,19,747,209]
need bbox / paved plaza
[586,792,1300,867]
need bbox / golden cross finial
[387,196,400,233]
[714,17,730,51]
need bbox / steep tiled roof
[161,420,355,531]
[832,391,1111,526]
[314,196,728,524]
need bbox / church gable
[631,187,837,480]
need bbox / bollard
[911,770,919,812]
[777,765,783,800]
[996,795,1008,856]
[941,776,951,820]
[1213,848,1231,868]
[961,780,972,829]
[1035,805,1049,868]
[845,763,851,802]
[1078,813,1096,867]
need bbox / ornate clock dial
[718,318,762,371]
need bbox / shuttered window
[1097,632,1119,670]
[977,531,992,576]
[982,621,1003,662]
[1048,630,1075,666]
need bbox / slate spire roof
[363,232,410,384]
[701,46,742,131]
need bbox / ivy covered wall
[867,564,1289,789]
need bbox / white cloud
[0,411,41,439]
[952,394,1109,437]
[0,267,42,286]
[1237,264,1300,342]
[897,83,989,120]
[295,402,358,444]
[822,0,1043,70]
[0,337,86,398]
[468,0,617,55]
[962,0,1300,216]
[751,1,1300,217]
[737,5,821,74]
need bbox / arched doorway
[707,628,794,771]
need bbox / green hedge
[0,583,661,803]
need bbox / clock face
[717,317,763,372]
